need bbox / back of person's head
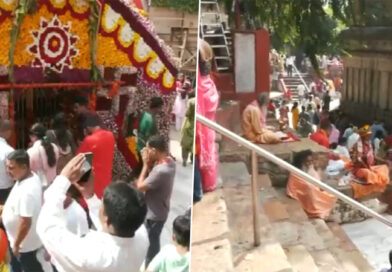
[375,129,384,140]
[147,135,168,153]
[330,143,338,150]
[173,214,190,249]
[7,149,30,168]
[257,93,268,107]
[320,119,332,131]
[30,123,56,167]
[307,104,312,111]
[292,102,298,109]
[301,106,305,112]
[188,90,196,99]
[0,119,13,140]
[339,137,347,146]
[199,39,213,76]
[317,104,321,110]
[103,182,147,237]
[30,123,47,139]
[74,95,88,107]
[0,119,12,133]
[150,97,164,110]
[53,113,71,150]
[83,113,101,129]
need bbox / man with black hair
[73,95,90,144]
[136,135,176,267]
[146,214,190,272]
[37,154,148,272]
[3,150,52,271]
[77,113,115,198]
[0,120,14,204]
[137,97,164,153]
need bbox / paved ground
[160,126,193,246]
[342,216,392,270]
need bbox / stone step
[285,245,319,272]
[273,188,374,271]
[191,190,234,272]
[223,182,293,272]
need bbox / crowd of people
[286,106,391,220]
[0,93,191,271]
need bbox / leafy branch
[88,0,102,83]
[9,0,36,83]
[150,0,199,14]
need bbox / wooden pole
[251,150,261,246]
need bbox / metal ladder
[200,0,232,72]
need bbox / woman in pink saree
[196,40,219,192]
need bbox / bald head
[0,119,13,141]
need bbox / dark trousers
[287,65,293,77]
[10,247,44,272]
[193,157,203,203]
[181,147,193,165]
[145,219,165,268]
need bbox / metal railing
[196,113,392,246]
[292,63,311,94]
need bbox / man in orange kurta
[287,150,336,219]
[242,93,281,144]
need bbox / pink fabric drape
[196,70,219,192]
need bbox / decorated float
[0,0,178,177]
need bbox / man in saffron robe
[310,120,332,149]
[287,150,336,219]
[242,93,281,144]
[349,125,389,199]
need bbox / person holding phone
[37,154,148,272]
[76,113,115,199]
[136,135,176,268]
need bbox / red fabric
[0,229,8,263]
[77,129,115,198]
[310,130,330,148]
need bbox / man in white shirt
[37,154,149,272]
[3,150,52,272]
[286,56,294,77]
[297,84,306,105]
[0,120,14,204]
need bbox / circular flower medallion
[27,16,78,73]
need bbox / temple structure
[340,1,392,127]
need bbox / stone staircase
[191,161,375,272]
[282,73,313,101]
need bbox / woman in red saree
[196,40,219,192]
[349,125,390,199]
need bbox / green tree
[150,0,199,14]
[219,0,392,71]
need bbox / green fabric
[148,245,189,272]
[137,112,157,152]
[180,98,195,153]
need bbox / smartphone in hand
[79,152,93,183]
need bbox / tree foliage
[219,0,392,71]
[151,0,199,14]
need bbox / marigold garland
[125,136,139,162]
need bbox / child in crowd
[146,214,190,272]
